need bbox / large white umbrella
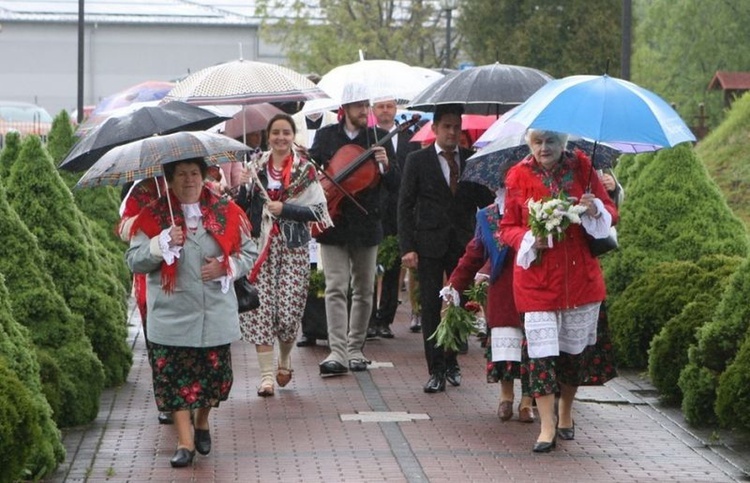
[164,59,328,105]
[301,60,443,114]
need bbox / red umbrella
[410,114,496,143]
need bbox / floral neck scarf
[131,186,251,293]
[522,150,582,198]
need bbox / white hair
[524,129,569,149]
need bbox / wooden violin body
[311,114,421,237]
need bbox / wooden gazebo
[708,71,750,108]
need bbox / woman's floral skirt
[148,343,233,412]
[525,302,618,397]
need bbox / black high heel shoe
[532,435,557,453]
[194,428,212,455]
[557,420,575,440]
[170,447,195,468]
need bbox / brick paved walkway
[47,300,749,482]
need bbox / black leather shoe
[349,359,369,372]
[194,428,211,455]
[366,327,380,340]
[296,335,316,347]
[532,432,557,453]
[423,373,446,393]
[532,437,557,453]
[378,326,394,339]
[445,365,462,387]
[319,360,348,376]
[557,421,575,440]
[170,448,195,468]
[158,411,173,425]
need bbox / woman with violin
[235,113,333,396]
[308,98,398,376]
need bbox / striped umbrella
[75,131,252,189]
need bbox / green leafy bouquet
[429,281,488,352]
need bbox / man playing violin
[309,98,398,377]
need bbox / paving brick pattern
[46,301,747,482]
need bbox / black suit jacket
[398,145,494,259]
[380,127,420,236]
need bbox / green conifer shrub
[609,257,735,368]
[678,257,750,426]
[0,131,21,180]
[649,293,722,406]
[604,144,748,301]
[678,361,719,426]
[0,356,40,483]
[46,110,76,165]
[715,331,750,431]
[5,136,131,387]
[0,181,104,427]
[0,274,64,480]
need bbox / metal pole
[445,8,452,70]
[77,0,84,123]
[621,0,632,80]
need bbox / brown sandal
[276,367,293,387]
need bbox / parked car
[0,101,53,149]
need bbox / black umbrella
[407,63,553,116]
[59,101,231,172]
[463,139,620,191]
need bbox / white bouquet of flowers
[527,194,588,247]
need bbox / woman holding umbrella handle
[126,157,257,468]
[500,129,618,453]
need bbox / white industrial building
[0,0,289,116]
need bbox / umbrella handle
[585,141,599,193]
[165,186,176,225]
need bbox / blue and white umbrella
[503,74,696,149]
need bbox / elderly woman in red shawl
[500,129,617,453]
[126,157,257,468]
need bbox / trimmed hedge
[0,274,64,481]
[649,293,722,406]
[6,136,131,387]
[605,144,748,301]
[680,256,750,427]
[0,160,104,427]
[0,356,40,483]
[716,329,750,431]
[0,131,21,181]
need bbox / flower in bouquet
[527,195,588,245]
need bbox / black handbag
[234,276,260,312]
[587,228,619,257]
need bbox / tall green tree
[632,0,750,128]
[256,0,447,74]
[459,0,622,77]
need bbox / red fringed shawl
[130,186,251,293]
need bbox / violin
[315,114,421,233]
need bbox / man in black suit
[398,104,494,393]
[367,99,420,340]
